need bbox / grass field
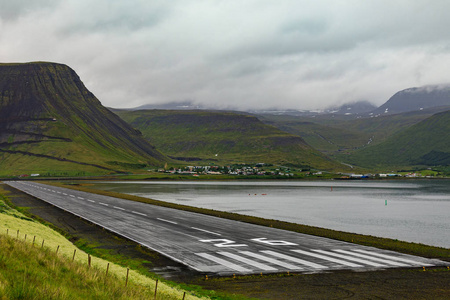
[0,187,205,300]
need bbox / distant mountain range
[0,62,167,176]
[371,85,450,115]
[1,62,448,176]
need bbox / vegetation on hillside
[0,62,168,177]
[114,109,346,171]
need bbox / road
[5,181,447,276]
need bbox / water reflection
[87,180,450,248]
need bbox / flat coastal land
[2,182,450,300]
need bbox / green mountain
[259,106,450,158]
[345,110,450,168]
[113,109,345,171]
[0,62,167,177]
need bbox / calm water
[86,180,450,248]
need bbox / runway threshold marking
[261,250,327,269]
[334,249,409,267]
[196,253,251,272]
[353,249,435,266]
[217,251,277,271]
[292,249,363,267]
[239,251,303,270]
[312,249,386,267]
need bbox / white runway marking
[131,211,147,217]
[261,250,327,269]
[313,249,386,267]
[334,249,409,267]
[87,199,95,203]
[191,227,222,236]
[99,202,109,206]
[157,218,178,224]
[292,250,363,268]
[113,206,125,211]
[196,253,251,272]
[353,249,434,267]
[218,252,277,271]
[240,251,303,270]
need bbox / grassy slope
[0,62,168,177]
[345,110,450,168]
[0,186,203,300]
[114,109,345,171]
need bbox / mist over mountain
[371,85,450,115]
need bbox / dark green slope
[114,109,345,171]
[259,106,449,158]
[345,110,450,168]
[0,62,167,176]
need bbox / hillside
[344,110,450,168]
[259,106,450,158]
[0,62,167,176]
[372,85,450,115]
[113,109,345,171]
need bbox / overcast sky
[1,1,450,110]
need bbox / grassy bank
[0,188,205,300]
[50,181,450,261]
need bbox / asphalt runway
[6,181,447,276]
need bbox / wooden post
[125,268,129,287]
[88,254,91,268]
[72,249,76,262]
[41,239,45,249]
[17,229,19,238]
[56,245,60,255]
[32,236,36,246]
[105,263,110,278]
[182,292,186,300]
[6,228,8,235]
[154,279,158,300]
[24,234,27,241]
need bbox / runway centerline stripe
[113,206,125,211]
[334,250,409,267]
[218,252,277,271]
[191,227,222,236]
[131,211,147,217]
[292,250,363,268]
[312,249,386,267]
[261,250,327,269]
[99,202,109,206]
[87,200,95,203]
[353,249,435,266]
[157,218,178,224]
[240,251,303,270]
[196,253,251,272]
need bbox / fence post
[182,291,186,300]
[56,245,60,255]
[72,249,76,262]
[88,254,91,268]
[17,229,19,238]
[24,234,27,242]
[105,263,110,277]
[154,279,158,300]
[125,268,129,287]
[32,236,36,246]
[41,240,45,249]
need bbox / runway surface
[6,181,447,276]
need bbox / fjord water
[88,180,450,248]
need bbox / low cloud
[1,0,450,110]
